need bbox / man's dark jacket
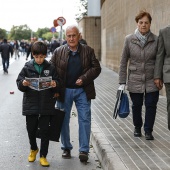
[16,59,59,116]
[26,43,34,59]
[50,43,101,102]
[0,43,13,58]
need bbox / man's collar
[68,44,81,56]
[68,45,78,53]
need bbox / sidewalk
[2,56,170,170]
[91,65,170,170]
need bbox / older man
[154,26,170,130]
[50,25,101,162]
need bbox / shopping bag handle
[113,89,123,119]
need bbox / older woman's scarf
[135,28,151,47]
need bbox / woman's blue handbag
[113,85,130,119]
[118,92,130,118]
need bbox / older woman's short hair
[135,10,152,23]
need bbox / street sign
[50,27,56,33]
[53,20,58,27]
[54,17,66,27]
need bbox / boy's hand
[51,80,56,87]
[22,80,30,86]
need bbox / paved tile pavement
[5,55,170,170]
[91,65,170,170]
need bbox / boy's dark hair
[31,41,47,55]
[135,10,152,23]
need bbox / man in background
[26,37,37,60]
[0,39,13,74]
[79,34,87,45]
[50,39,60,54]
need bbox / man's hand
[75,79,83,86]
[154,78,163,90]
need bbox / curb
[91,120,127,170]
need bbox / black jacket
[0,43,13,58]
[26,43,33,59]
[50,40,60,53]
[16,59,60,116]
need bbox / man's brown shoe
[79,151,88,162]
[62,149,71,159]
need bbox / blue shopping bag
[118,92,130,118]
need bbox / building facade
[78,16,101,60]
[101,0,170,73]
[79,0,170,95]
[78,0,101,60]
[100,0,170,95]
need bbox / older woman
[119,10,159,140]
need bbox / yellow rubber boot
[39,156,50,167]
[28,149,39,162]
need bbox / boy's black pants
[26,115,50,157]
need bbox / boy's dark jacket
[16,59,59,116]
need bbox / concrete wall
[78,16,101,60]
[101,0,170,72]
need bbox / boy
[16,41,59,167]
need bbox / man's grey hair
[65,25,80,34]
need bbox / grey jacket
[119,32,158,93]
[154,26,170,83]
